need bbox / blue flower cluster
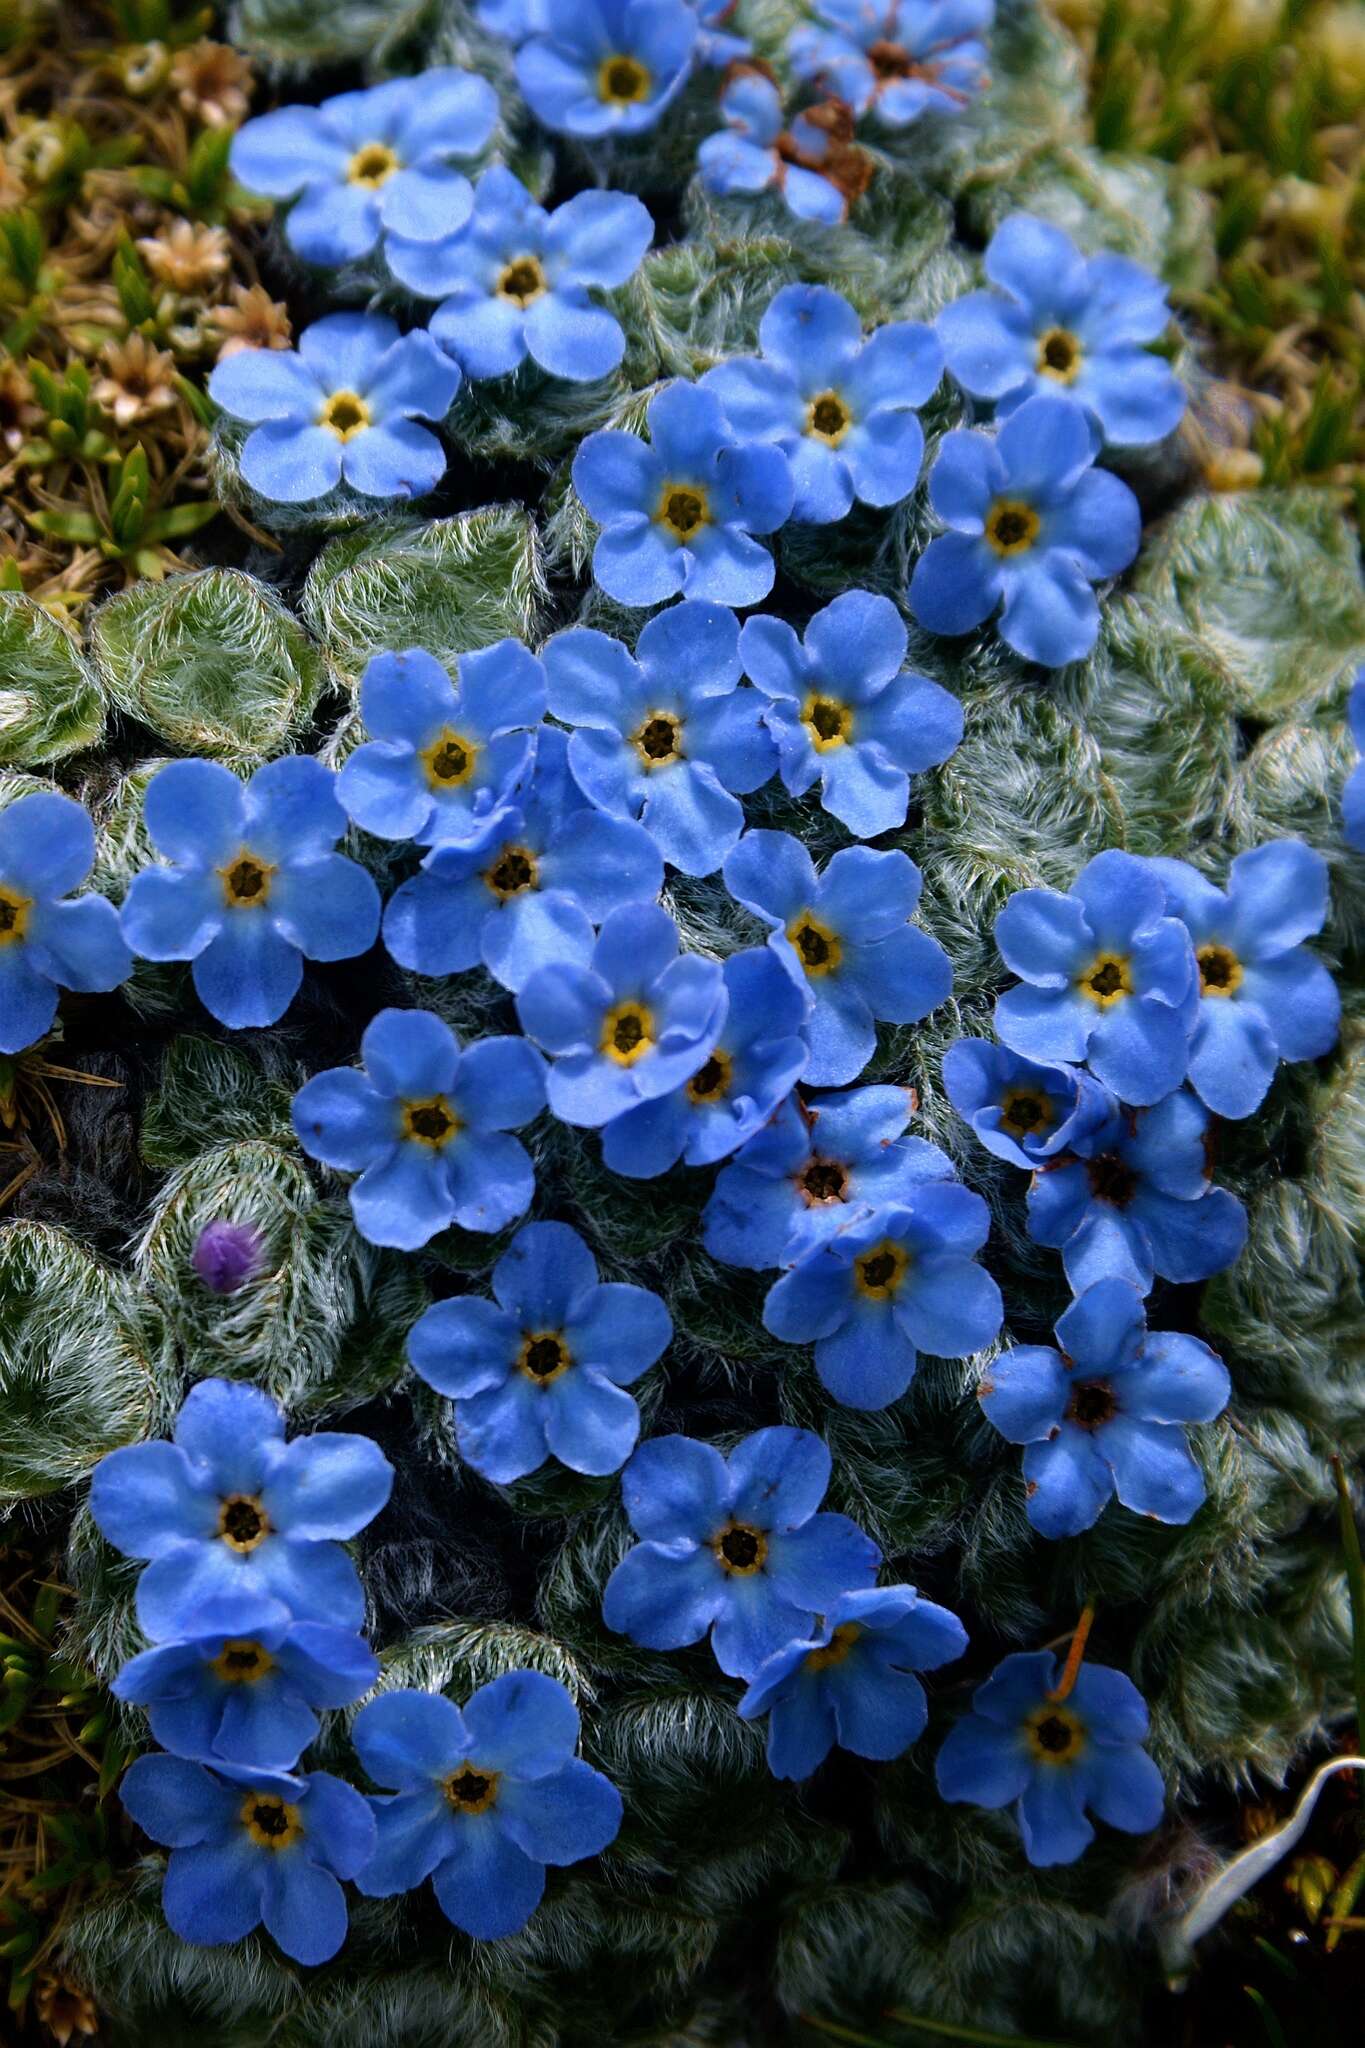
[93,1381,622,1956]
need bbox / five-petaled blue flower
[1346,668,1365,850]
[992,849,1197,1107]
[763,1187,1002,1409]
[696,71,849,226]
[935,1649,1164,1867]
[723,830,952,1087]
[544,601,776,876]
[0,791,130,1055]
[336,642,546,854]
[515,0,697,137]
[229,71,498,268]
[407,1219,672,1481]
[738,1584,968,1780]
[393,166,652,386]
[908,392,1141,668]
[936,213,1186,449]
[112,1590,379,1771]
[702,1085,952,1270]
[704,285,942,525]
[292,1008,546,1251]
[121,757,381,1031]
[602,947,810,1177]
[353,1672,623,1939]
[120,1752,376,1964]
[516,900,727,1127]
[382,726,662,992]
[941,1038,1111,1171]
[209,314,461,506]
[602,1425,881,1678]
[789,0,993,127]
[89,1379,393,1640]
[1149,840,1340,1120]
[1026,1084,1247,1296]
[572,381,794,608]
[978,1276,1230,1538]
[741,590,962,837]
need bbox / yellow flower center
[347,141,400,188]
[240,1792,304,1849]
[420,727,479,789]
[1196,943,1243,997]
[801,692,853,752]
[0,885,32,947]
[209,1638,276,1685]
[217,1493,270,1554]
[1036,327,1082,383]
[713,1521,767,1575]
[496,255,548,306]
[444,1764,501,1813]
[318,389,372,441]
[805,389,852,445]
[786,911,841,978]
[686,1048,733,1104]
[601,999,654,1066]
[999,1086,1052,1138]
[1077,952,1132,1007]
[1024,1703,1085,1766]
[401,1096,461,1148]
[517,1331,572,1384]
[985,498,1040,556]
[484,843,539,901]
[218,851,274,910]
[597,52,652,103]
[656,483,709,543]
[805,1622,863,1672]
[853,1239,910,1300]
[633,711,684,768]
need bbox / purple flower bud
[192,1220,262,1296]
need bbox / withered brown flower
[93,333,179,427]
[136,218,232,292]
[34,1973,100,2047]
[170,40,254,129]
[212,283,293,359]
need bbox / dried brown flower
[137,218,232,292]
[93,333,178,427]
[34,1973,100,2046]
[0,361,40,454]
[170,40,254,129]
[212,282,293,359]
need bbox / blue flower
[936,214,1186,449]
[696,71,849,226]
[702,1085,955,1270]
[336,642,546,854]
[382,727,662,992]
[789,0,993,127]
[722,829,952,1087]
[763,1189,1002,1410]
[908,392,1142,668]
[694,0,750,66]
[88,1379,393,1640]
[407,1219,672,1480]
[121,757,381,1031]
[209,314,461,505]
[978,1276,1230,1538]
[1149,841,1340,1120]
[120,1752,375,1964]
[741,590,962,836]
[292,1008,546,1251]
[516,0,697,137]
[941,1038,1112,1171]
[229,71,499,267]
[112,1591,379,1770]
[992,849,1197,1107]
[602,1425,881,1678]
[395,167,652,386]
[1026,1085,1248,1296]
[543,601,776,876]
[1346,668,1365,851]
[515,901,727,1127]
[935,1649,1164,1867]
[738,1584,967,1779]
[602,947,810,1176]
[0,791,130,1055]
[192,1220,263,1296]
[572,380,794,608]
[476,0,548,40]
[703,286,942,525]
[353,1673,622,1939]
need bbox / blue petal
[25,896,131,992]
[143,758,245,867]
[260,1432,394,1540]
[0,788,92,888]
[350,1144,453,1249]
[1021,1428,1113,1537]
[1017,1767,1094,1866]
[208,348,321,424]
[191,918,302,1029]
[909,532,1000,636]
[815,1308,919,1408]
[430,1815,545,1937]
[407,1295,519,1399]
[362,1006,460,1097]
[292,1067,395,1171]
[340,418,448,500]
[161,1839,264,1945]
[462,1668,582,1777]
[240,421,343,504]
[934,1716,1031,1808]
[758,283,862,392]
[601,1541,725,1649]
[618,1432,730,1541]
[353,1689,465,1790]
[1101,1415,1205,1524]
[493,1217,597,1322]
[497,1756,622,1863]
[997,554,1100,668]
[230,107,350,199]
[260,1854,349,1964]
